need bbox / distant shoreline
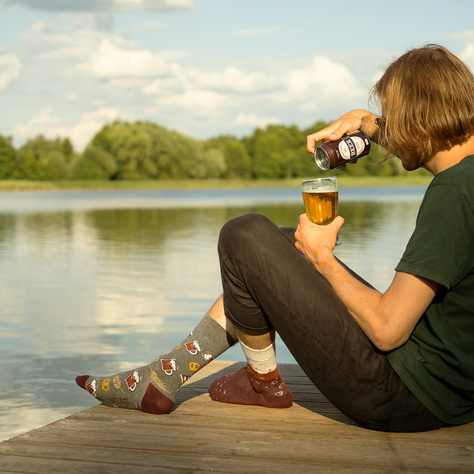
[0,175,432,193]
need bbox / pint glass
[302,176,341,245]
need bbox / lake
[0,185,427,441]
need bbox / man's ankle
[247,364,281,381]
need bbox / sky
[1,0,474,152]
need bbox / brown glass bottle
[314,130,371,170]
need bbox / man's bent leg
[216,213,442,432]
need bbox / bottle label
[338,137,365,160]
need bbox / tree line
[0,120,428,181]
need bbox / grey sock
[76,315,234,414]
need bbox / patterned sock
[76,315,234,414]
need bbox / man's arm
[294,214,439,352]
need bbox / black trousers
[218,213,444,432]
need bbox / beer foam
[302,185,337,193]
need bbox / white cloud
[27,16,137,65]
[447,30,474,42]
[80,43,364,114]
[155,90,234,114]
[141,76,182,95]
[232,26,280,38]
[286,55,363,104]
[14,107,60,137]
[13,107,125,151]
[69,108,127,150]
[77,38,171,78]
[1,0,194,12]
[76,41,277,99]
[234,112,280,129]
[459,42,474,71]
[58,12,114,32]
[188,66,278,94]
[129,20,167,33]
[0,54,21,89]
[28,19,52,34]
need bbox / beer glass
[302,176,341,246]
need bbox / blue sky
[1,0,474,151]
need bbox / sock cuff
[239,339,274,359]
[238,337,277,374]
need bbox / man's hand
[306,109,380,155]
[294,213,344,269]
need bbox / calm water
[0,185,427,441]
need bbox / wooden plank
[4,419,472,470]
[2,423,473,473]
[0,361,473,473]
[0,449,395,473]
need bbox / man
[76,45,474,432]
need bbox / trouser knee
[218,213,272,258]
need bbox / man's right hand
[306,109,380,155]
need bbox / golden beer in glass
[302,177,340,245]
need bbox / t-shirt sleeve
[396,184,472,290]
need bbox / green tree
[17,135,71,180]
[91,120,215,180]
[62,138,74,160]
[91,121,155,180]
[15,148,40,180]
[70,145,117,179]
[141,122,178,179]
[166,133,199,179]
[0,134,17,179]
[189,147,226,179]
[246,124,308,179]
[204,136,251,179]
[40,150,68,180]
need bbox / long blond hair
[371,45,474,170]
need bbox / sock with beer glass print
[76,314,234,414]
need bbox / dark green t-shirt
[388,155,474,425]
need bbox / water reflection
[0,186,426,441]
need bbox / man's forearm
[316,254,388,349]
[314,251,438,352]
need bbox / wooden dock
[0,361,473,473]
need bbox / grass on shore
[0,175,432,192]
